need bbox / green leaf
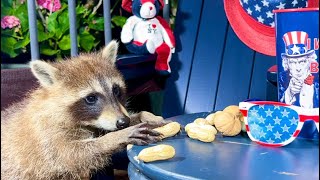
[1,36,19,58]
[94,40,101,47]
[47,13,59,34]
[38,30,55,42]
[14,35,30,49]
[1,0,13,10]
[58,34,71,50]
[1,3,13,16]
[1,28,14,36]
[46,5,67,34]
[79,32,95,52]
[57,9,70,38]
[14,4,29,32]
[36,21,53,42]
[88,17,104,31]
[37,21,45,31]
[77,35,80,47]
[76,5,86,15]
[111,16,127,28]
[40,44,60,56]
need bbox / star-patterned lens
[247,104,299,144]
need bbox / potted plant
[1,0,127,65]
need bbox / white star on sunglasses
[266,123,274,131]
[266,138,275,143]
[273,116,281,125]
[265,108,273,117]
[257,115,266,124]
[249,108,259,117]
[274,131,283,139]
[281,109,290,117]
[281,124,290,133]
[290,117,299,125]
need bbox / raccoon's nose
[116,116,130,129]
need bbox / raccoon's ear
[101,40,118,64]
[30,60,58,87]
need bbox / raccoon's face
[30,41,131,132]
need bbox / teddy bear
[120,0,176,75]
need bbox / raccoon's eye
[85,95,98,105]
[112,84,122,98]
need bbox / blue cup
[274,8,319,139]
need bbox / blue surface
[162,0,279,118]
[128,163,151,180]
[185,0,228,113]
[162,0,204,118]
[213,27,255,111]
[127,113,319,180]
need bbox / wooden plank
[214,27,255,111]
[162,0,204,118]
[184,0,229,114]
[249,53,277,100]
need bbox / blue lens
[247,105,299,144]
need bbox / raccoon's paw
[139,111,168,123]
[126,122,163,145]
[139,111,172,128]
[130,111,171,128]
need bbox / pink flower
[37,0,61,12]
[1,16,20,29]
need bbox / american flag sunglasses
[239,101,319,147]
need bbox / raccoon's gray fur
[1,40,165,180]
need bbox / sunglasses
[239,101,319,147]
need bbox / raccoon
[1,41,166,180]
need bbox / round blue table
[127,112,319,180]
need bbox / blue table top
[127,112,319,180]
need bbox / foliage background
[1,0,128,61]
[1,0,178,63]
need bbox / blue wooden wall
[162,0,276,118]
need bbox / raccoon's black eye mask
[112,84,122,98]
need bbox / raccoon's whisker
[126,96,136,104]
[134,83,152,95]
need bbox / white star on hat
[292,0,298,7]
[266,11,274,18]
[291,45,301,54]
[262,0,269,7]
[276,2,286,9]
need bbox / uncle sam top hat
[281,31,315,58]
[223,0,319,56]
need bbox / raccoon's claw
[141,120,171,129]
[128,123,163,145]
